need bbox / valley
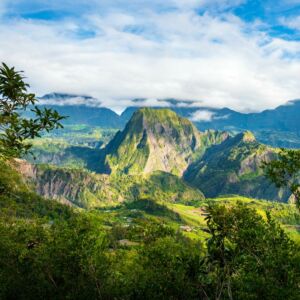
[2,0,300,293]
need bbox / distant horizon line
[36,91,300,115]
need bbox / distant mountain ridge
[36,93,300,147]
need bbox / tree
[202,203,300,300]
[263,149,300,208]
[0,63,65,158]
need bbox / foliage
[1,161,299,299]
[184,131,288,202]
[263,149,300,208]
[0,63,65,158]
[202,203,300,300]
[1,184,299,300]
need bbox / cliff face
[13,159,37,179]
[104,108,228,176]
[15,160,205,208]
[13,160,82,206]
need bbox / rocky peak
[104,108,228,176]
[234,131,256,143]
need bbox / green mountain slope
[16,160,205,208]
[184,131,293,202]
[104,108,228,176]
[0,160,72,221]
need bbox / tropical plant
[263,149,300,208]
[0,63,65,158]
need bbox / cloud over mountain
[0,0,300,112]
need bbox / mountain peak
[135,107,184,121]
[104,108,200,175]
[125,108,197,138]
[240,131,256,142]
[104,108,227,176]
[233,131,256,143]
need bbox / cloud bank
[0,0,300,112]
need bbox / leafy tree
[263,149,300,208]
[0,211,110,300]
[202,203,300,300]
[0,63,65,158]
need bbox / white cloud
[189,110,216,122]
[280,16,300,30]
[38,94,101,106]
[0,2,299,112]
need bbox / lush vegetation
[184,131,288,202]
[0,63,65,158]
[1,161,300,299]
[263,149,300,208]
[1,64,300,299]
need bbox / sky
[0,0,300,113]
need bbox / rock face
[17,165,205,208]
[104,108,228,176]
[184,132,291,202]
[13,159,37,179]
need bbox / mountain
[24,105,295,203]
[236,100,300,132]
[34,93,300,147]
[184,131,292,202]
[120,100,300,148]
[38,104,122,128]
[181,100,300,148]
[33,93,123,128]
[103,108,228,176]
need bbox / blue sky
[0,0,300,112]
